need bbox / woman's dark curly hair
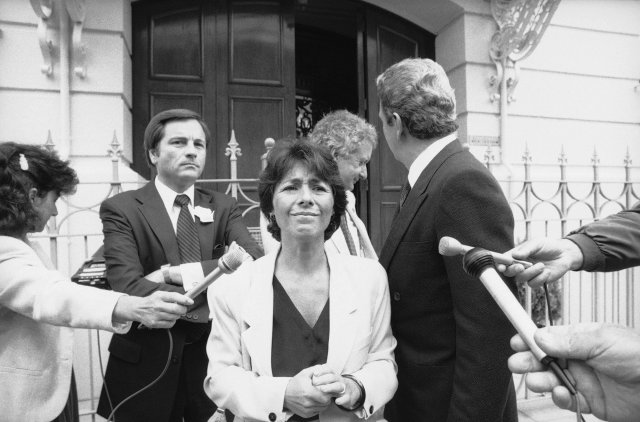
[0,142,78,237]
[258,137,347,242]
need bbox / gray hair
[309,110,377,159]
[376,58,458,140]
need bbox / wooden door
[364,9,435,252]
[131,0,296,183]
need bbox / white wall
[438,0,640,174]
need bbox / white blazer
[204,250,397,422]
[0,236,130,422]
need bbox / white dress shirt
[407,132,458,188]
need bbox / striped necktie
[399,180,411,208]
[174,194,202,263]
[340,214,358,256]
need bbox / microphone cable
[542,282,585,422]
[106,328,174,422]
[97,331,115,422]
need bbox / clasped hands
[284,365,361,418]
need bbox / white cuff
[180,262,205,291]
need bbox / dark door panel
[365,7,435,252]
[132,0,295,182]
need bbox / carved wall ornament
[30,0,87,78]
[488,0,561,103]
[64,0,87,78]
[30,0,55,76]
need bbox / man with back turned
[376,58,518,422]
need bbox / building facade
[1,0,639,418]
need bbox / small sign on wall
[468,135,500,147]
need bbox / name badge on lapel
[194,206,214,223]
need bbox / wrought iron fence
[27,134,640,417]
[485,144,639,399]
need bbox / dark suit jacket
[96,182,263,422]
[380,140,518,422]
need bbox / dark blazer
[96,182,263,422]
[380,140,518,422]
[568,202,640,272]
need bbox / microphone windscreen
[219,243,247,273]
[439,236,467,256]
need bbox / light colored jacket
[204,250,397,422]
[0,236,129,422]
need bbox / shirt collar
[407,132,458,188]
[345,190,356,210]
[154,177,195,210]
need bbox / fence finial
[558,145,567,165]
[522,142,532,163]
[591,146,600,165]
[108,130,122,160]
[226,130,242,160]
[261,138,276,170]
[44,130,55,151]
[624,146,632,167]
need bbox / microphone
[439,236,532,268]
[186,242,248,299]
[138,243,249,330]
[462,248,578,396]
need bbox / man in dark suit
[376,58,518,422]
[97,109,263,422]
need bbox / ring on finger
[338,383,346,396]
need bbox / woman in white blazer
[260,110,378,259]
[205,139,397,422]
[0,143,193,422]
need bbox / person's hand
[284,366,333,418]
[497,238,583,287]
[311,365,362,410]
[508,323,640,422]
[113,291,193,328]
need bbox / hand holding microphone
[439,236,533,268]
[139,242,249,329]
[455,246,583,419]
[499,238,585,288]
[185,241,249,299]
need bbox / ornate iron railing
[485,144,639,400]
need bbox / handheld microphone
[462,248,578,396]
[138,242,248,330]
[439,236,533,268]
[186,242,248,299]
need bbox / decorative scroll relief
[30,0,87,78]
[488,0,561,102]
[30,0,55,76]
[64,0,87,78]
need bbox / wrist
[112,295,134,324]
[169,265,182,284]
[336,374,366,412]
[161,264,171,283]
[561,238,584,271]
